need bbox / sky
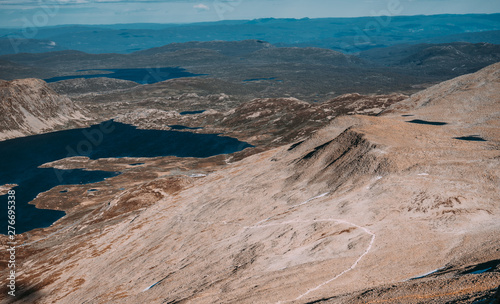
[0,0,499,27]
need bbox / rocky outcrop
[0,78,89,141]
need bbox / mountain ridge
[0,78,90,140]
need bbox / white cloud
[193,3,209,11]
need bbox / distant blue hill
[0,14,499,54]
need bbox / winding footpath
[293,219,375,301]
[246,192,377,302]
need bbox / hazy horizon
[1,0,499,28]
[1,12,500,29]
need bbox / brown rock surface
[1,63,499,303]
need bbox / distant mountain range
[0,14,499,54]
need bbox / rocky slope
[0,64,499,304]
[0,78,89,140]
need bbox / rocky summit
[1,62,498,303]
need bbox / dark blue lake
[407,119,448,126]
[0,120,252,234]
[180,110,206,115]
[453,135,487,142]
[44,67,205,84]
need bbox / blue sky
[0,0,499,27]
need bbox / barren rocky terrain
[0,61,498,304]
